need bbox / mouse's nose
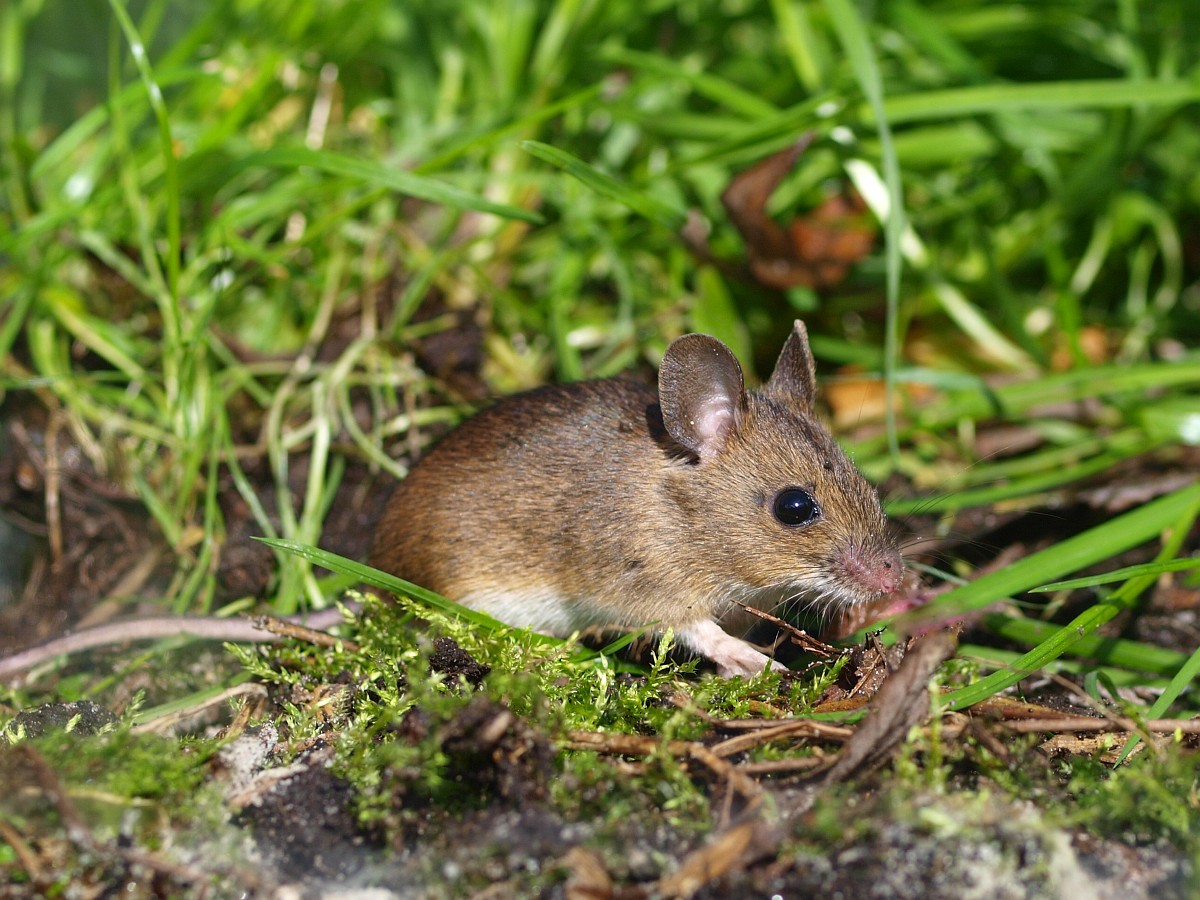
[834,540,904,598]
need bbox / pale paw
[674,619,788,678]
[714,648,789,679]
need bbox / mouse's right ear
[764,320,817,414]
[659,334,746,460]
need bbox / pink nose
[837,543,903,597]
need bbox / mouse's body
[370,321,902,677]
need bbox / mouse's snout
[833,539,904,599]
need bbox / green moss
[1062,744,1200,850]
[0,726,221,856]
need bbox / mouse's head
[658,321,902,613]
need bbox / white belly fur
[459,587,617,636]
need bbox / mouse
[369,320,902,677]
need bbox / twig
[738,755,829,776]
[1000,717,1200,735]
[0,818,43,883]
[709,719,853,758]
[563,730,764,818]
[133,682,270,735]
[0,606,355,682]
[734,601,840,658]
[251,613,360,651]
[652,819,780,900]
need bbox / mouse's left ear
[764,320,817,414]
[659,334,747,460]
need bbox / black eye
[773,487,819,527]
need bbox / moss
[1062,744,1200,850]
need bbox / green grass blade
[897,360,1200,437]
[883,79,1200,124]
[936,485,1200,711]
[824,0,906,460]
[979,614,1190,677]
[29,66,200,181]
[1115,642,1200,764]
[229,147,543,224]
[668,93,837,170]
[959,643,1170,689]
[1033,558,1200,592]
[521,140,688,231]
[256,538,563,647]
[887,482,1200,638]
[600,47,779,118]
[769,0,826,92]
[884,434,1162,516]
[105,0,180,302]
[415,82,605,173]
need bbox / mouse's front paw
[675,619,788,678]
[714,647,788,678]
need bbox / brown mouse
[370,320,902,677]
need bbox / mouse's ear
[764,320,817,413]
[659,334,746,460]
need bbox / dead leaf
[721,138,875,290]
[653,819,779,899]
[562,846,614,900]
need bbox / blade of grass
[668,93,838,170]
[884,433,1162,516]
[935,484,1200,711]
[845,159,1037,373]
[882,79,1200,124]
[27,67,199,182]
[0,289,35,363]
[105,0,180,304]
[0,0,31,222]
[1116,642,1200,763]
[769,0,826,92]
[229,147,543,224]
[600,47,780,118]
[824,0,905,459]
[958,644,1170,689]
[886,482,1200,639]
[128,672,256,727]
[521,140,688,231]
[979,613,1191,677]
[256,538,562,647]
[39,285,151,385]
[1032,558,1200,592]
[415,82,605,173]
[843,359,1200,458]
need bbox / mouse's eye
[773,487,820,527]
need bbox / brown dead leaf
[822,371,889,428]
[721,138,875,290]
[652,819,779,899]
[721,140,809,263]
[562,846,614,900]
[1050,325,1111,370]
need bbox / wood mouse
[370,320,902,677]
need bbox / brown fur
[370,321,902,675]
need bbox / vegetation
[1,0,1198,894]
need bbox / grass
[2,0,1199,893]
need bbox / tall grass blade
[231,148,543,224]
